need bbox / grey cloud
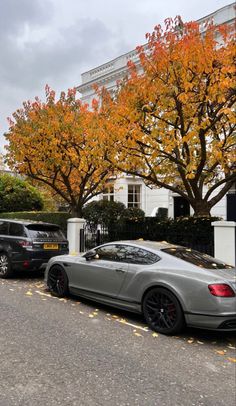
[0,15,119,148]
[1,18,118,93]
[0,0,54,36]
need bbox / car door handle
[115,269,125,273]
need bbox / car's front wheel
[47,265,69,297]
[0,253,13,278]
[142,287,185,335]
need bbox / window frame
[102,185,115,202]
[127,184,141,208]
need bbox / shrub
[83,200,126,229]
[121,207,145,221]
[0,174,43,212]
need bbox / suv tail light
[208,284,235,297]
[17,240,33,249]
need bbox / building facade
[78,3,236,219]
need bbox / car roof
[104,240,178,251]
[0,218,60,228]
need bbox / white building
[78,3,236,219]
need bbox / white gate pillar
[212,221,236,266]
[67,218,86,255]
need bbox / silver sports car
[45,240,236,335]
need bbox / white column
[212,221,236,266]
[67,218,86,255]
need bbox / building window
[128,185,141,208]
[102,185,114,201]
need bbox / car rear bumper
[185,312,236,331]
[12,250,69,271]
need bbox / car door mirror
[84,250,99,261]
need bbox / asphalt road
[0,272,235,406]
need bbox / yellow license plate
[43,244,59,250]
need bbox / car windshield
[26,224,65,239]
[162,247,233,269]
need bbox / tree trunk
[70,205,83,218]
[191,200,211,217]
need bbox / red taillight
[208,284,235,297]
[18,240,32,248]
[23,260,30,268]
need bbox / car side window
[96,245,128,262]
[0,221,9,235]
[9,223,27,237]
[96,245,119,261]
[123,246,160,265]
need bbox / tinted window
[9,223,26,237]
[26,225,65,239]
[96,245,121,261]
[123,246,160,265]
[162,247,233,269]
[95,244,160,264]
[0,221,9,235]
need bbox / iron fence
[80,221,214,256]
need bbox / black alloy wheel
[143,287,184,335]
[0,253,13,278]
[47,266,69,297]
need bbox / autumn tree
[100,18,236,217]
[5,87,115,216]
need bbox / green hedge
[0,211,71,234]
[109,216,220,255]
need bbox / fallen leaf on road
[216,350,226,355]
[187,339,194,344]
[89,314,94,318]
[197,341,204,345]
[26,291,33,296]
[35,283,44,288]
[134,332,142,337]
[35,290,51,298]
[152,333,158,338]
[227,357,236,363]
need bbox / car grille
[218,319,236,329]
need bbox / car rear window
[162,247,233,269]
[26,224,65,239]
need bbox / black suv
[0,219,69,278]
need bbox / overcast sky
[0,0,232,151]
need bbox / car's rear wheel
[143,287,185,335]
[0,253,13,278]
[47,265,69,297]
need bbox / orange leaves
[5,87,116,215]
[97,18,236,216]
